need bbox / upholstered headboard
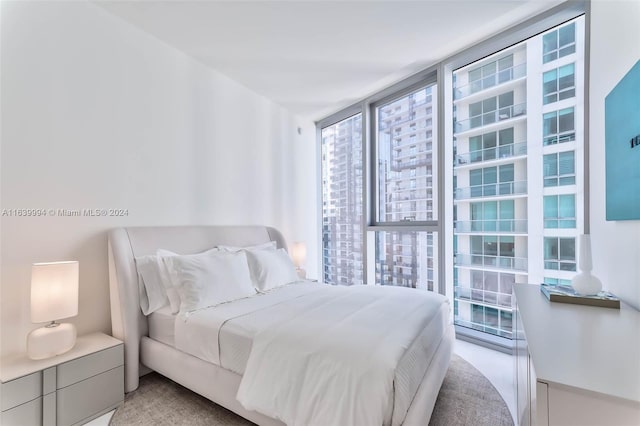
[107,225,287,392]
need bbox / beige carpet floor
[110,354,513,426]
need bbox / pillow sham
[157,247,220,314]
[245,248,300,292]
[167,250,256,314]
[156,249,184,314]
[135,255,169,315]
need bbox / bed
[108,225,454,426]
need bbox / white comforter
[236,284,447,426]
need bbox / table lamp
[571,234,602,295]
[27,261,79,360]
[291,242,307,279]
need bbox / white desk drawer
[56,345,123,389]
[1,371,42,411]
[1,396,42,426]
[56,366,123,426]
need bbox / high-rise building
[321,114,364,285]
[452,17,584,338]
[321,85,439,291]
[375,86,437,291]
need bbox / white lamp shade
[31,261,79,323]
[291,242,307,268]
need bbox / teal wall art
[605,59,640,220]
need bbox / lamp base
[296,268,307,279]
[27,323,76,360]
[571,272,603,296]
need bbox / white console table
[513,284,640,426]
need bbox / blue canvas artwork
[605,59,640,221]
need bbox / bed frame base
[140,326,454,426]
[141,336,284,426]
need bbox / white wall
[0,1,317,356]
[589,0,640,309]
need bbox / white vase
[571,234,602,295]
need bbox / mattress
[174,282,450,424]
[148,305,176,347]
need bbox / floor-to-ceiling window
[321,113,364,285]
[318,3,587,349]
[319,79,441,291]
[373,84,439,291]
[451,16,585,340]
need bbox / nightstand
[1,332,124,426]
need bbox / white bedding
[175,282,320,365]
[174,282,450,426]
[148,305,177,347]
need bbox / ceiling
[95,0,562,121]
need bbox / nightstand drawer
[1,333,124,426]
[56,344,123,388]
[1,396,42,426]
[1,371,42,411]
[57,365,124,426]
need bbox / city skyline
[320,15,584,341]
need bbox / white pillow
[155,249,182,314]
[167,250,256,314]
[135,255,169,315]
[157,248,220,314]
[216,241,277,252]
[245,248,300,292]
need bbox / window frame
[544,236,577,272]
[318,110,366,285]
[543,150,576,187]
[543,107,576,146]
[316,1,589,352]
[369,75,440,229]
[543,63,576,105]
[543,21,577,63]
[544,194,577,228]
[367,72,444,294]
[443,2,589,351]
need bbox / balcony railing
[543,260,577,272]
[391,149,432,161]
[454,219,527,233]
[455,253,528,271]
[544,218,577,229]
[390,158,432,172]
[391,128,433,142]
[387,193,433,202]
[455,141,527,166]
[454,63,527,100]
[381,211,435,222]
[379,98,432,120]
[454,286,513,309]
[454,180,527,200]
[454,102,526,134]
[543,132,576,146]
[379,110,433,130]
